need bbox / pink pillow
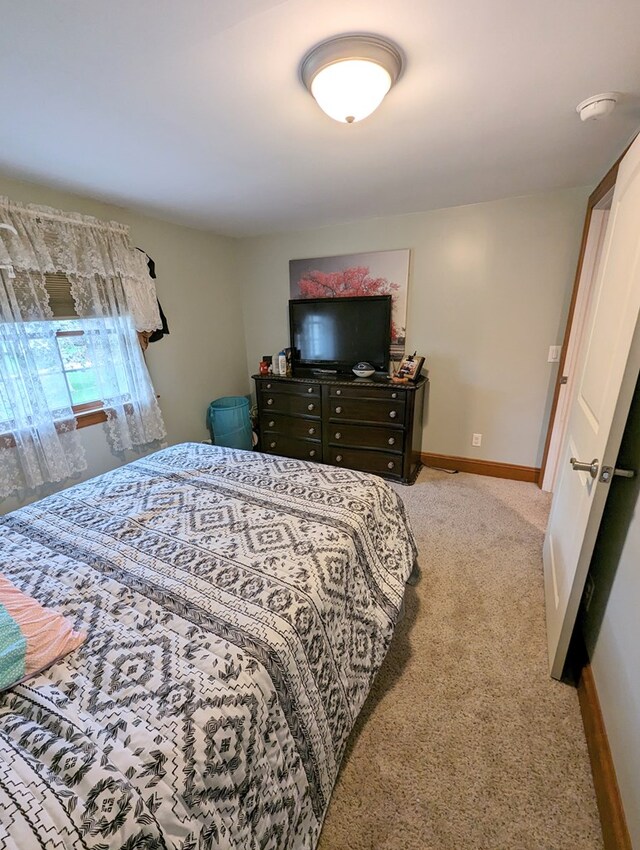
[0,573,85,691]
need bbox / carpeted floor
[317,468,603,850]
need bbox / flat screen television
[289,295,391,374]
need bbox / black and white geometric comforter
[0,443,416,850]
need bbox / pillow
[0,574,85,692]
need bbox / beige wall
[0,179,588,513]
[0,174,248,512]
[237,188,589,467]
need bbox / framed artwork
[396,353,424,381]
[289,249,410,357]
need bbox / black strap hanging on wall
[149,301,170,343]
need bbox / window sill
[76,408,108,428]
[0,406,107,448]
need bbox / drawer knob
[335,432,341,440]
[268,420,275,428]
[391,392,398,399]
[387,461,395,470]
[270,441,276,448]
[308,427,316,435]
[309,449,316,457]
[336,389,342,396]
[307,403,315,411]
[266,383,272,389]
[335,454,343,463]
[267,398,273,405]
[307,387,314,393]
[389,410,397,419]
[388,437,395,446]
[335,406,342,414]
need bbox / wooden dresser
[253,373,426,484]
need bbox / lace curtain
[0,197,161,332]
[0,267,87,497]
[0,199,166,499]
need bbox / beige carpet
[317,468,603,850]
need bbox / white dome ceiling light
[300,34,403,124]
[576,92,619,122]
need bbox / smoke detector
[576,93,618,122]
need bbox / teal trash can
[207,396,252,450]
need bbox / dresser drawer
[263,434,321,461]
[261,414,320,440]
[260,392,321,418]
[328,447,403,478]
[257,380,320,397]
[329,384,406,402]
[328,397,405,424]
[327,423,403,453]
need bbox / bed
[0,442,416,850]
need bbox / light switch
[548,345,561,363]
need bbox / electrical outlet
[548,345,561,363]
[472,433,482,447]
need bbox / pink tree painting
[297,266,401,341]
[290,250,410,353]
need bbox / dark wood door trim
[538,148,630,488]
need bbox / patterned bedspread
[0,443,416,850]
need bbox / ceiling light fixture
[300,34,403,124]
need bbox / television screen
[289,295,391,373]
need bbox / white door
[544,133,640,680]
[541,207,610,493]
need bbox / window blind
[44,273,77,318]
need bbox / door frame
[538,153,628,488]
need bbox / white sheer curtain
[0,268,86,498]
[0,198,166,498]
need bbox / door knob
[570,457,599,479]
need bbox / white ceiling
[1,0,639,236]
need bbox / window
[55,320,105,419]
[0,275,109,434]
[0,321,102,436]
[48,273,106,427]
